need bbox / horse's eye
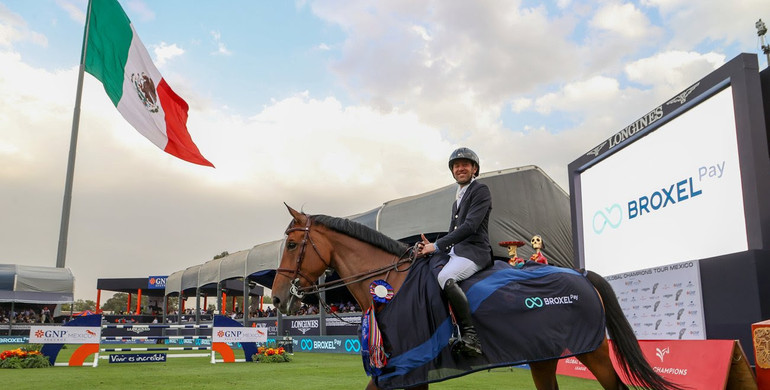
[286,242,298,250]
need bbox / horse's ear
[284,203,306,224]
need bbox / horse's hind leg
[575,338,627,390]
[529,359,559,390]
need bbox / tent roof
[0,264,75,303]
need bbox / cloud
[533,76,620,114]
[590,2,659,39]
[310,1,584,134]
[124,0,155,22]
[624,50,725,90]
[55,0,86,24]
[643,0,770,49]
[0,3,48,48]
[153,41,184,67]
[210,30,232,56]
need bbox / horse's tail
[585,270,686,390]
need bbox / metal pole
[757,19,770,67]
[56,0,93,268]
[242,278,248,327]
[195,287,200,325]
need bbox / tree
[100,292,149,313]
[166,296,179,312]
[213,251,229,259]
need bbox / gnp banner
[29,326,101,344]
[212,326,267,343]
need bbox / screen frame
[568,53,770,270]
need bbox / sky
[1,0,769,302]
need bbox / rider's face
[452,159,476,185]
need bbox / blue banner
[287,336,361,354]
[148,276,167,289]
[108,353,167,363]
[0,336,29,344]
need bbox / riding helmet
[448,147,480,177]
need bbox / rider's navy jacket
[434,179,493,268]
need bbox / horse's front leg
[365,379,429,390]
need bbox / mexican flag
[84,0,213,167]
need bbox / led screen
[579,86,748,276]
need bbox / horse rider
[417,147,493,357]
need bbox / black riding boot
[443,278,483,357]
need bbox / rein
[276,216,417,301]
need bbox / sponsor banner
[294,336,361,354]
[280,315,361,336]
[148,276,167,289]
[253,318,279,336]
[109,353,167,363]
[0,336,29,344]
[102,339,158,345]
[557,340,736,389]
[286,318,320,336]
[164,338,211,346]
[325,315,361,336]
[605,260,706,340]
[579,87,748,277]
[29,326,101,344]
[212,326,267,343]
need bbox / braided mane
[311,214,408,256]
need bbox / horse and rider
[272,147,683,390]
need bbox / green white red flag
[84,0,213,167]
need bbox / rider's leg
[438,255,482,357]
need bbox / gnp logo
[41,330,67,338]
[218,330,243,338]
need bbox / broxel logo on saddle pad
[525,295,579,309]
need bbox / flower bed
[0,347,51,369]
[253,346,292,363]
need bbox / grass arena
[1,343,604,390]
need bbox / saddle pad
[372,258,605,389]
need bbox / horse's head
[272,204,333,315]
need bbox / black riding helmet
[448,147,480,177]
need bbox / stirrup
[450,334,482,357]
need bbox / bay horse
[272,205,683,390]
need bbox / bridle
[276,215,417,304]
[276,216,329,301]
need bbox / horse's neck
[327,234,409,313]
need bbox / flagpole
[56,0,93,268]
